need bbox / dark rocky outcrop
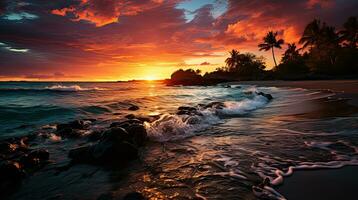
[177,106,202,116]
[69,119,147,166]
[204,102,226,109]
[56,120,90,138]
[256,92,273,100]
[125,124,147,146]
[57,120,88,130]
[91,127,138,163]
[0,161,25,194]
[19,149,50,169]
[128,105,140,111]
[0,136,49,195]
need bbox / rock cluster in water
[69,119,147,165]
[0,115,149,197]
[256,92,273,100]
[0,135,49,195]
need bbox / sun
[144,75,158,81]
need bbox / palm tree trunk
[271,47,277,67]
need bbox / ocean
[1,81,357,199]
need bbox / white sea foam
[304,141,332,150]
[144,113,219,142]
[219,95,268,115]
[45,85,104,91]
[145,93,270,141]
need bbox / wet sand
[277,166,358,200]
[238,80,358,199]
[238,80,358,106]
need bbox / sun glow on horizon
[143,75,159,81]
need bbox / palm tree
[281,43,300,64]
[225,49,240,71]
[299,19,322,49]
[340,16,358,48]
[321,26,340,65]
[258,31,284,67]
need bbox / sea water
[1,81,357,199]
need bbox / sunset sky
[0,0,357,81]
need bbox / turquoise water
[0,81,270,139]
[1,81,358,199]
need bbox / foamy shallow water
[1,81,358,200]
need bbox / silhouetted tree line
[275,16,358,79]
[168,16,357,85]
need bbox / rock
[92,140,138,164]
[56,127,82,138]
[102,127,132,142]
[125,114,136,119]
[28,149,50,161]
[110,121,124,128]
[69,146,93,163]
[0,142,13,154]
[178,106,197,112]
[256,92,273,100]
[123,192,146,200]
[125,124,147,146]
[0,161,25,180]
[57,120,87,131]
[110,119,142,129]
[87,131,103,141]
[92,127,138,162]
[69,120,88,129]
[70,127,139,165]
[235,86,242,89]
[0,138,30,159]
[19,149,49,169]
[184,116,201,124]
[204,102,225,109]
[128,105,140,111]
[177,106,203,116]
[176,110,191,115]
[0,161,25,192]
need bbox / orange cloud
[50,0,165,27]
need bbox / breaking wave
[45,84,105,91]
[145,93,270,142]
[0,85,105,93]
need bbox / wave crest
[45,85,104,91]
[145,93,270,142]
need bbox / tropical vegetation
[168,16,358,85]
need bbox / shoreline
[236,80,358,106]
[236,80,358,200]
